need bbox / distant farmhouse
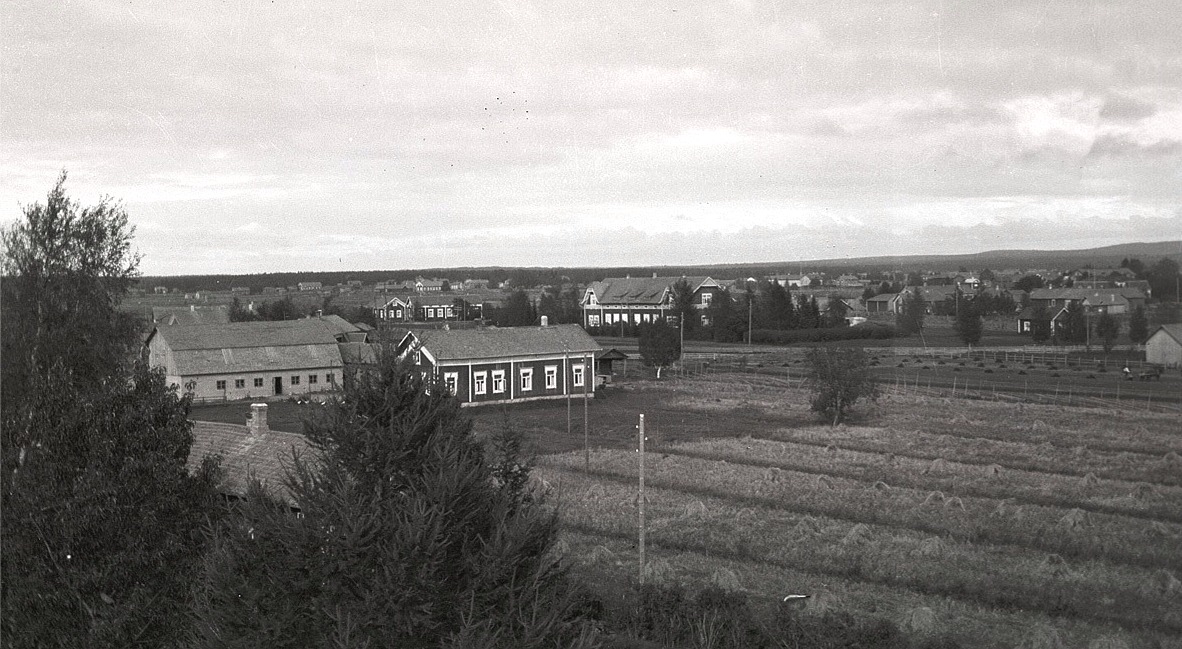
[399,322,601,406]
[1017,287,1148,334]
[581,276,722,328]
[146,315,365,401]
[297,281,323,292]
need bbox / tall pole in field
[583,352,590,471]
[638,413,646,585]
[565,350,571,445]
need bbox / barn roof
[150,317,356,376]
[188,420,316,505]
[412,324,601,362]
[866,293,899,303]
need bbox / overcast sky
[3,1,1180,275]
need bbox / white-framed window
[291,375,300,385]
[573,363,585,388]
[414,350,422,363]
[588,315,600,326]
[235,378,245,389]
[216,380,227,391]
[444,372,458,395]
[701,292,713,306]
[492,370,506,394]
[254,377,264,388]
[520,368,533,392]
[545,365,558,389]
[473,371,487,395]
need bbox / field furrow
[664,437,1182,523]
[545,471,1182,646]
[541,450,1182,572]
[757,425,1182,487]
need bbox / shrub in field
[805,346,880,425]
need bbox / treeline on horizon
[138,240,1182,294]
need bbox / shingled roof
[412,324,600,362]
[188,420,316,504]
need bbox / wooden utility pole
[638,413,646,585]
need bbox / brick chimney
[247,403,268,436]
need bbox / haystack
[922,490,946,506]
[683,500,707,517]
[841,523,872,546]
[1018,624,1066,649]
[710,568,742,592]
[898,606,938,636]
[1059,508,1091,529]
[914,536,948,557]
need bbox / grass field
[517,375,1182,649]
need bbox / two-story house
[580,276,723,329]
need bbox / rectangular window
[588,315,600,326]
[216,380,227,390]
[492,370,506,394]
[473,371,487,395]
[291,375,300,385]
[309,374,318,384]
[326,373,334,384]
[545,365,557,389]
[520,368,533,392]
[701,292,713,306]
[573,364,585,388]
[234,379,245,389]
[254,377,264,388]
[444,372,458,395]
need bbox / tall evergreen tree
[896,290,926,336]
[954,298,983,346]
[1030,304,1052,343]
[1060,302,1088,344]
[189,355,593,648]
[1095,312,1121,354]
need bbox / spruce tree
[1128,306,1148,344]
[189,354,594,648]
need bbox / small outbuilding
[1145,324,1182,368]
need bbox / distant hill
[138,240,1181,291]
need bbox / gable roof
[866,293,900,303]
[584,276,715,306]
[150,318,356,376]
[188,420,315,505]
[410,324,601,362]
[1150,324,1182,346]
[1030,287,1146,302]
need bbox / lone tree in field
[639,319,681,378]
[804,346,880,426]
[954,297,983,346]
[1128,305,1148,344]
[1095,311,1120,353]
[189,354,593,648]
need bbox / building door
[273,376,283,395]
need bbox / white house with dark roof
[147,315,361,401]
[399,323,601,406]
[580,276,722,328]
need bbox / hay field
[536,374,1182,649]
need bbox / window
[520,368,533,392]
[545,365,558,389]
[473,371,487,395]
[216,380,227,391]
[235,379,245,389]
[444,372,458,395]
[414,351,422,363]
[701,292,713,306]
[309,374,318,384]
[254,377,265,388]
[291,375,300,385]
[573,364,585,388]
[492,370,506,394]
[588,315,600,326]
[326,373,334,384]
